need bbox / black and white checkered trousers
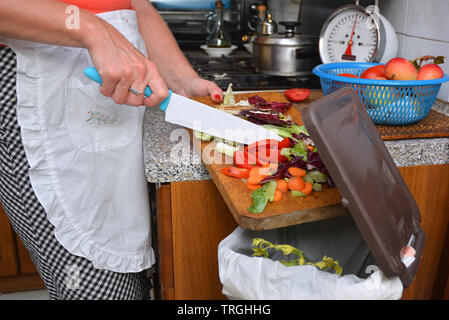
[0,47,151,300]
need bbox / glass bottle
[207,1,232,48]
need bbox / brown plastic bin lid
[300,87,425,287]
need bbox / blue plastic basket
[312,62,449,125]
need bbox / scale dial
[319,5,381,63]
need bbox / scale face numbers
[320,6,380,63]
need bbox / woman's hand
[84,18,169,107]
[177,77,224,103]
[132,0,223,105]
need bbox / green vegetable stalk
[252,238,343,275]
[214,141,239,158]
[262,125,293,139]
[194,130,214,141]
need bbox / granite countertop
[143,94,449,183]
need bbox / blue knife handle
[83,67,172,111]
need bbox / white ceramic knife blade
[164,92,282,145]
[83,67,282,145]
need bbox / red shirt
[58,0,132,13]
[0,1,133,47]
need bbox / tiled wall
[379,0,449,102]
[268,0,449,102]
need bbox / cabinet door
[0,202,18,277]
[170,180,238,300]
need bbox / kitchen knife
[83,67,282,145]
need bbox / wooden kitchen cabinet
[155,164,449,300]
[0,202,44,293]
[0,204,18,278]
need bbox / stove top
[186,53,321,91]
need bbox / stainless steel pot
[252,21,320,77]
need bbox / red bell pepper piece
[221,166,250,179]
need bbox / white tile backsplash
[403,36,449,101]
[406,0,449,43]
[396,33,406,58]
[379,0,408,34]
[379,0,449,102]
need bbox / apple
[417,63,444,80]
[360,65,386,79]
[385,57,418,80]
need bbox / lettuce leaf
[248,181,277,214]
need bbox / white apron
[3,10,155,273]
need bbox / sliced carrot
[276,179,288,193]
[249,166,263,177]
[307,145,314,152]
[247,174,265,185]
[246,182,262,191]
[288,176,305,191]
[288,167,307,177]
[273,190,283,202]
[301,181,313,196]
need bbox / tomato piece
[255,150,270,166]
[234,150,256,170]
[247,139,279,153]
[278,137,291,150]
[221,166,250,179]
[246,139,291,165]
[277,150,289,163]
[284,88,311,102]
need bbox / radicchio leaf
[260,156,307,183]
[248,95,292,113]
[240,110,292,126]
[266,102,292,113]
[248,95,268,105]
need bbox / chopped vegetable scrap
[252,238,342,275]
[221,167,249,179]
[221,83,235,106]
[196,93,335,214]
[240,109,292,126]
[248,181,277,214]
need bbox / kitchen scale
[319,1,397,64]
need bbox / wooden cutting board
[192,92,348,231]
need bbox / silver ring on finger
[129,87,144,95]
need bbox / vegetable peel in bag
[251,238,343,275]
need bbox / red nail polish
[214,94,221,101]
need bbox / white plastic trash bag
[218,215,403,300]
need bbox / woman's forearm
[0,0,103,49]
[132,0,199,92]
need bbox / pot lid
[254,33,317,46]
[300,87,425,287]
